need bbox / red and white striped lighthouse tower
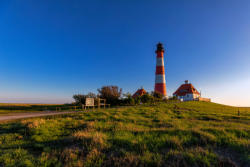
[154,43,167,98]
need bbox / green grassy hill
[0,103,75,115]
[0,101,249,167]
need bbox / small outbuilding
[173,80,201,101]
[132,88,147,98]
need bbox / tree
[72,92,97,105]
[152,91,163,99]
[140,93,154,103]
[72,94,85,105]
[86,92,97,98]
[168,96,178,100]
[97,86,122,106]
[122,93,135,105]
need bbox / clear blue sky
[0,0,250,106]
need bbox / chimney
[185,80,189,84]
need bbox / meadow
[0,101,249,167]
[0,103,73,115]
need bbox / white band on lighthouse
[155,74,166,84]
[154,43,167,97]
[156,58,164,66]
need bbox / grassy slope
[0,103,74,115]
[0,101,249,167]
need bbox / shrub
[122,93,135,106]
[168,96,178,100]
[97,86,122,106]
[73,92,97,105]
[140,93,154,104]
[134,97,141,105]
[152,91,163,99]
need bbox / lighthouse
[154,43,167,98]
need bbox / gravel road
[0,111,77,122]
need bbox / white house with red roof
[132,88,147,98]
[173,80,201,101]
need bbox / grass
[0,103,74,115]
[0,101,249,167]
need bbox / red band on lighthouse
[156,66,165,75]
[154,43,167,97]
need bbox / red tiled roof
[132,89,147,98]
[173,83,200,96]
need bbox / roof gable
[132,89,147,98]
[173,83,200,96]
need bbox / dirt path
[0,111,77,122]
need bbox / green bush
[73,92,97,105]
[122,93,135,106]
[152,91,163,99]
[97,86,122,106]
[140,93,154,104]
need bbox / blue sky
[0,0,250,106]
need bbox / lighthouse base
[163,96,168,100]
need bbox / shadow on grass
[0,122,26,135]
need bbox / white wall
[177,93,200,101]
